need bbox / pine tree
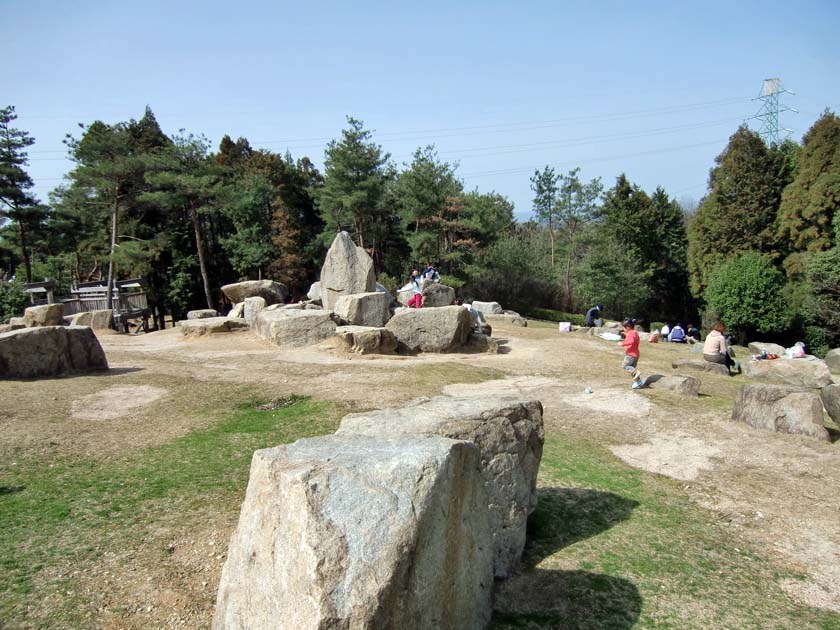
[530,166,559,267]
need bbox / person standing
[617,319,643,389]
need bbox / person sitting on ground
[686,323,701,342]
[584,304,603,327]
[404,270,423,308]
[422,262,441,283]
[660,321,671,342]
[703,322,740,374]
[669,322,686,343]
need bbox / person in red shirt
[617,319,643,389]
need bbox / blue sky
[4,0,839,220]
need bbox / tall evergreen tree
[777,111,840,255]
[687,126,791,296]
[530,165,559,267]
[0,106,48,282]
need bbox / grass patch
[0,393,340,626]
[492,435,840,629]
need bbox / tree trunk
[548,220,556,268]
[190,201,214,310]
[105,191,119,310]
[564,251,573,311]
[16,212,32,282]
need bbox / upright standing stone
[243,297,267,326]
[319,231,375,311]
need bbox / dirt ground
[4,319,839,625]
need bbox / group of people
[656,322,701,344]
[402,263,441,309]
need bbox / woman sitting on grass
[703,322,740,374]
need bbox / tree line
[1,106,838,354]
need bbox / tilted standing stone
[243,296,266,326]
[319,231,375,311]
[213,434,493,630]
[338,395,544,578]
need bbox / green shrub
[0,279,27,324]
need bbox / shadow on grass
[0,486,25,496]
[523,487,639,567]
[492,569,641,630]
[491,488,642,629]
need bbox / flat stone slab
[744,356,832,389]
[178,317,248,336]
[213,434,493,630]
[732,383,829,441]
[221,280,288,305]
[0,326,108,378]
[187,309,219,320]
[252,309,338,347]
[672,358,730,376]
[747,341,786,356]
[486,313,527,327]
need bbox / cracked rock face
[213,434,493,630]
[319,232,375,311]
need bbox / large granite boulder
[421,282,456,307]
[213,434,493,630]
[23,303,64,327]
[385,306,471,353]
[486,313,527,327]
[471,301,503,315]
[252,309,338,347]
[647,374,702,396]
[338,395,544,579]
[0,326,108,378]
[825,348,840,374]
[221,280,288,306]
[178,317,248,337]
[820,384,840,424]
[243,296,266,326]
[187,309,219,320]
[672,358,730,376]
[336,325,398,355]
[732,384,829,441]
[747,341,786,356]
[319,231,375,311]
[334,292,391,327]
[744,356,832,389]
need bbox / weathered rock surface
[385,306,471,353]
[820,384,840,424]
[338,395,544,578]
[0,324,11,334]
[747,341,787,356]
[336,325,398,355]
[221,280,288,306]
[421,283,456,307]
[178,317,248,337]
[648,374,701,396]
[825,348,840,374]
[0,326,108,378]
[187,309,219,320]
[319,231,375,311]
[252,309,338,347]
[396,289,415,307]
[9,317,26,329]
[243,297,266,326]
[23,303,64,327]
[227,302,245,319]
[375,282,395,306]
[213,434,493,630]
[466,333,499,354]
[471,301,503,315]
[334,292,391,327]
[672,358,730,376]
[67,309,114,329]
[732,384,829,441]
[486,313,527,327]
[744,356,832,389]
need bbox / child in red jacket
[617,319,643,389]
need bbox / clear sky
[4,0,840,220]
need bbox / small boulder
[178,317,248,337]
[486,313,527,327]
[334,292,391,327]
[23,303,64,327]
[421,282,456,308]
[820,384,840,424]
[647,374,701,396]
[336,325,398,355]
[221,280,288,306]
[319,231,375,311]
[227,302,245,319]
[748,341,787,356]
[0,326,108,378]
[732,383,829,441]
[9,317,26,329]
[89,309,114,329]
[243,296,267,326]
[68,312,92,327]
[825,348,840,374]
[213,434,493,630]
[187,309,219,320]
[672,358,730,376]
[306,280,321,302]
[385,306,471,353]
[252,309,338,347]
[471,301,503,315]
[744,356,832,389]
[466,333,499,354]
